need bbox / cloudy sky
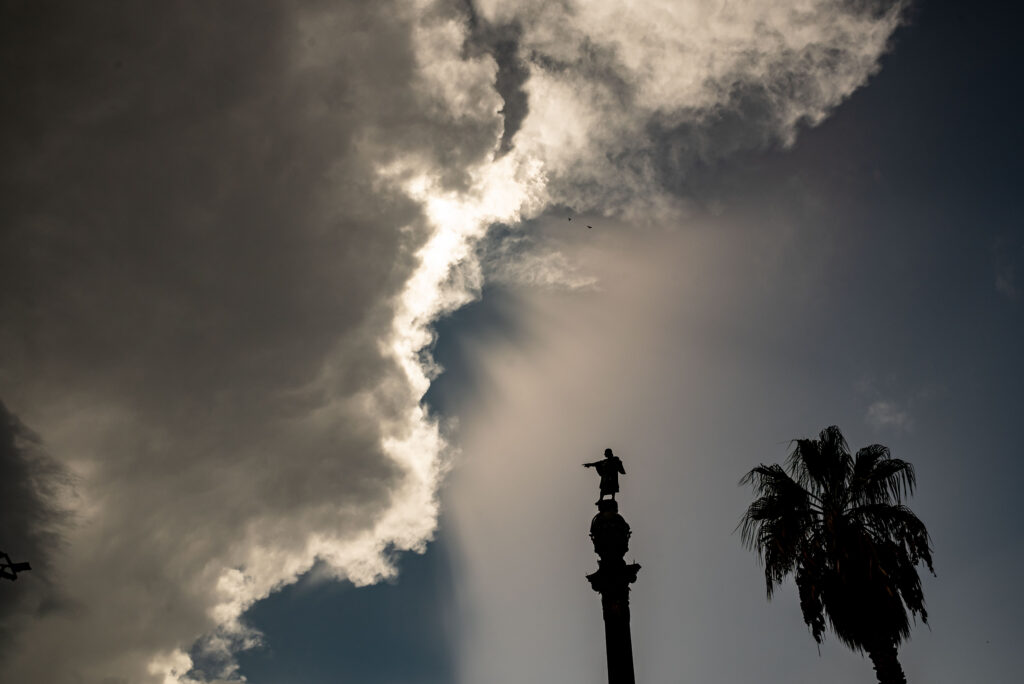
[1,0,1021,682]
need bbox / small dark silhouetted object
[587,225,593,229]
[1,551,32,581]
[568,216,572,221]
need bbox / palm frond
[889,546,929,625]
[786,426,852,498]
[796,561,827,643]
[737,465,811,547]
[852,503,934,574]
[850,447,916,506]
[738,464,814,595]
[849,444,889,491]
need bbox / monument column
[583,449,640,684]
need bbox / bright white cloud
[482,0,905,214]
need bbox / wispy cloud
[482,234,598,291]
[865,399,913,432]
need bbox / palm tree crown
[739,426,934,675]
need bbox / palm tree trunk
[867,641,907,684]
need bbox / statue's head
[604,448,613,458]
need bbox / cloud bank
[0,1,903,681]
[0,402,72,652]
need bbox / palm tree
[739,426,934,684]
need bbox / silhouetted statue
[583,448,625,503]
[0,550,31,581]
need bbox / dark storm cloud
[0,0,486,405]
[461,2,531,155]
[0,0,417,542]
[0,2,504,682]
[0,401,71,654]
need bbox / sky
[1,0,1022,683]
